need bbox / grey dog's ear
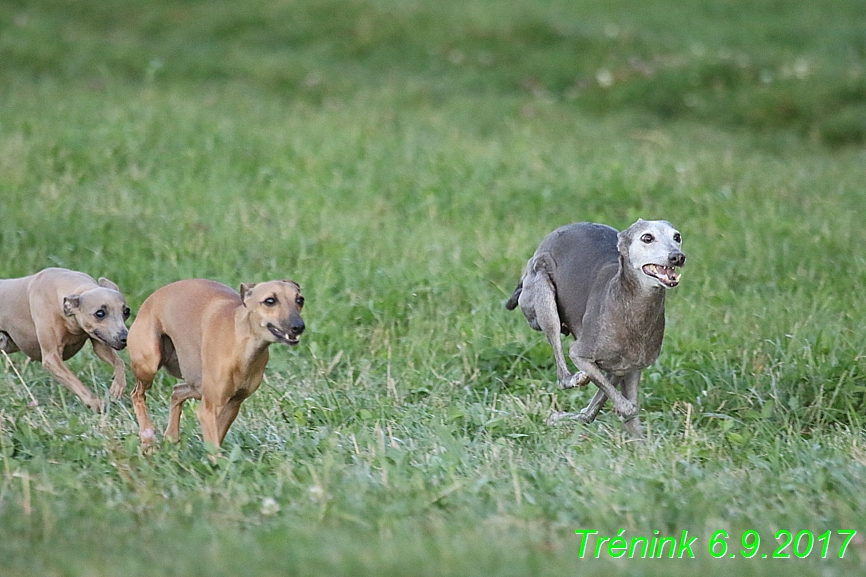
[62,295,81,317]
[239,283,257,303]
[98,277,120,292]
[616,228,633,255]
[617,219,644,255]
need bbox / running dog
[127,279,305,449]
[506,219,685,437]
[0,267,130,412]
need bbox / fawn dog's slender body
[127,279,305,448]
[0,267,130,411]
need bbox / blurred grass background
[1,0,866,575]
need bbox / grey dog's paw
[559,371,590,390]
[613,399,638,421]
[575,408,596,425]
[546,411,567,425]
[546,411,583,426]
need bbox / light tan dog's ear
[280,279,301,291]
[239,283,257,303]
[98,277,120,292]
[62,295,81,317]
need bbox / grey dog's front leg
[621,370,642,438]
[576,386,609,424]
[571,359,637,420]
[547,375,617,426]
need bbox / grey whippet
[506,219,685,437]
[0,267,130,411]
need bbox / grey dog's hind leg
[518,255,588,390]
[576,387,609,424]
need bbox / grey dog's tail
[505,281,522,310]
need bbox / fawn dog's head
[63,277,131,350]
[240,280,305,346]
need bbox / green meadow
[1,0,865,574]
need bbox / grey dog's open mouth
[642,264,682,288]
[268,324,300,346]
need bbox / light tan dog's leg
[128,315,165,447]
[196,396,243,449]
[165,383,198,442]
[91,340,127,399]
[196,396,221,449]
[215,399,243,446]
[40,349,104,412]
[131,379,156,447]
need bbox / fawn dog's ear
[97,277,121,292]
[63,295,82,317]
[239,283,258,305]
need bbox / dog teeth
[642,263,682,286]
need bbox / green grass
[1,0,866,575]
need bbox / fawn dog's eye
[295,296,304,307]
[640,233,654,244]
[264,297,277,306]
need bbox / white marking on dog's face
[619,219,686,289]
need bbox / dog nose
[291,319,305,336]
[668,251,686,267]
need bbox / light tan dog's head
[62,277,131,350]
[240,280,305,346]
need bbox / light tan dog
[127,278,305,449]
[0,267,130,411]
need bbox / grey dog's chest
[583,318,665,374]
[570,288,667,374]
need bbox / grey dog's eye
[640,233,654,243]
[673,233,682,243]
[264,297,277,306]
[123,307,131,319]
[94,309,106,319]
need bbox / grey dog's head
[617,219,686,289]
[62,277,131,350]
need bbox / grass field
[1,0,866,575]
